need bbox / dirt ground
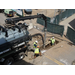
[32,9,59,17]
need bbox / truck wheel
[4,57,14,65]
[18,52,25,60]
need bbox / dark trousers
[34,52,42,58]
[51,42,55,46]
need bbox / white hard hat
[52,37,54,39]
[35,41,38,43]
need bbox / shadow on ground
[12,60,33,65]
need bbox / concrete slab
[43,41,75,65]
[33,55,58,65]
[23,41,75,65]
[59,14,75,35]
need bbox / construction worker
[33,41,38,48]
[50,37,55,46]
[34,46,42,59]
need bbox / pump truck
[0,14,47,65]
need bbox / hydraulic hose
[31,33,44,47]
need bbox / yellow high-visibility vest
[34,48,39,54]
[51,38,55,44]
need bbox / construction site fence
[37,9,75,24]
[37,17,64,36]
[66,26,75,44]
[52,9,75,24]
[47,22,64,36]
[37,17,75,43]
[37,13,51,23]
[37,17,75,44]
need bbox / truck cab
[4,9,14,17]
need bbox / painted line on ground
[45,56,64,65]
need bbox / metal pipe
[43,16,47,48]
[15,25,21,32]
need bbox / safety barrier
[50,12,58,24]
[37,9,75,25]
[37,18,64,36]
[47,22,64,36]
[37,17,75,43]
[37,18,45,26]
[66,26,75,44]
[52,9,75,24]
[37,13,51,25]
[37,9,75,37]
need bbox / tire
[4,57,14,65]
[18,52,25,60]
